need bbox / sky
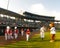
[0,0,60,20]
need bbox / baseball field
[0,30,60,48]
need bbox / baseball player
[40,25,46,40]
[5,26,13,40]
[14,27,19,39]
[21,28,24,36]
[26,28,30,41]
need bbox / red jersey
[14,29,19,33]
[26,29,30,35]
[5,29,12,34]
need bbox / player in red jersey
[14,27,19,39]
[5,26,13,40]
[26,28,30,41]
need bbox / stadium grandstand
[0,8,57,35]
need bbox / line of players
[5,22,55,42]
[5,26,30,41]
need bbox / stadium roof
[0,8,55,21]
[23,11,55,18]
[0,8,24,18]
[23,11,55,21]
[0,8,41,20]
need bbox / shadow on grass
[29,37,50,42]
[29,39,60,42]
[55,39,60,42]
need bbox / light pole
[6,0,10,19]
[7,0,9,10]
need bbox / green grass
[1,31,60,48]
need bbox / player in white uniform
[40,25,46,40]
[49,22,56,42]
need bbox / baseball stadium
[0,8,60,48]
